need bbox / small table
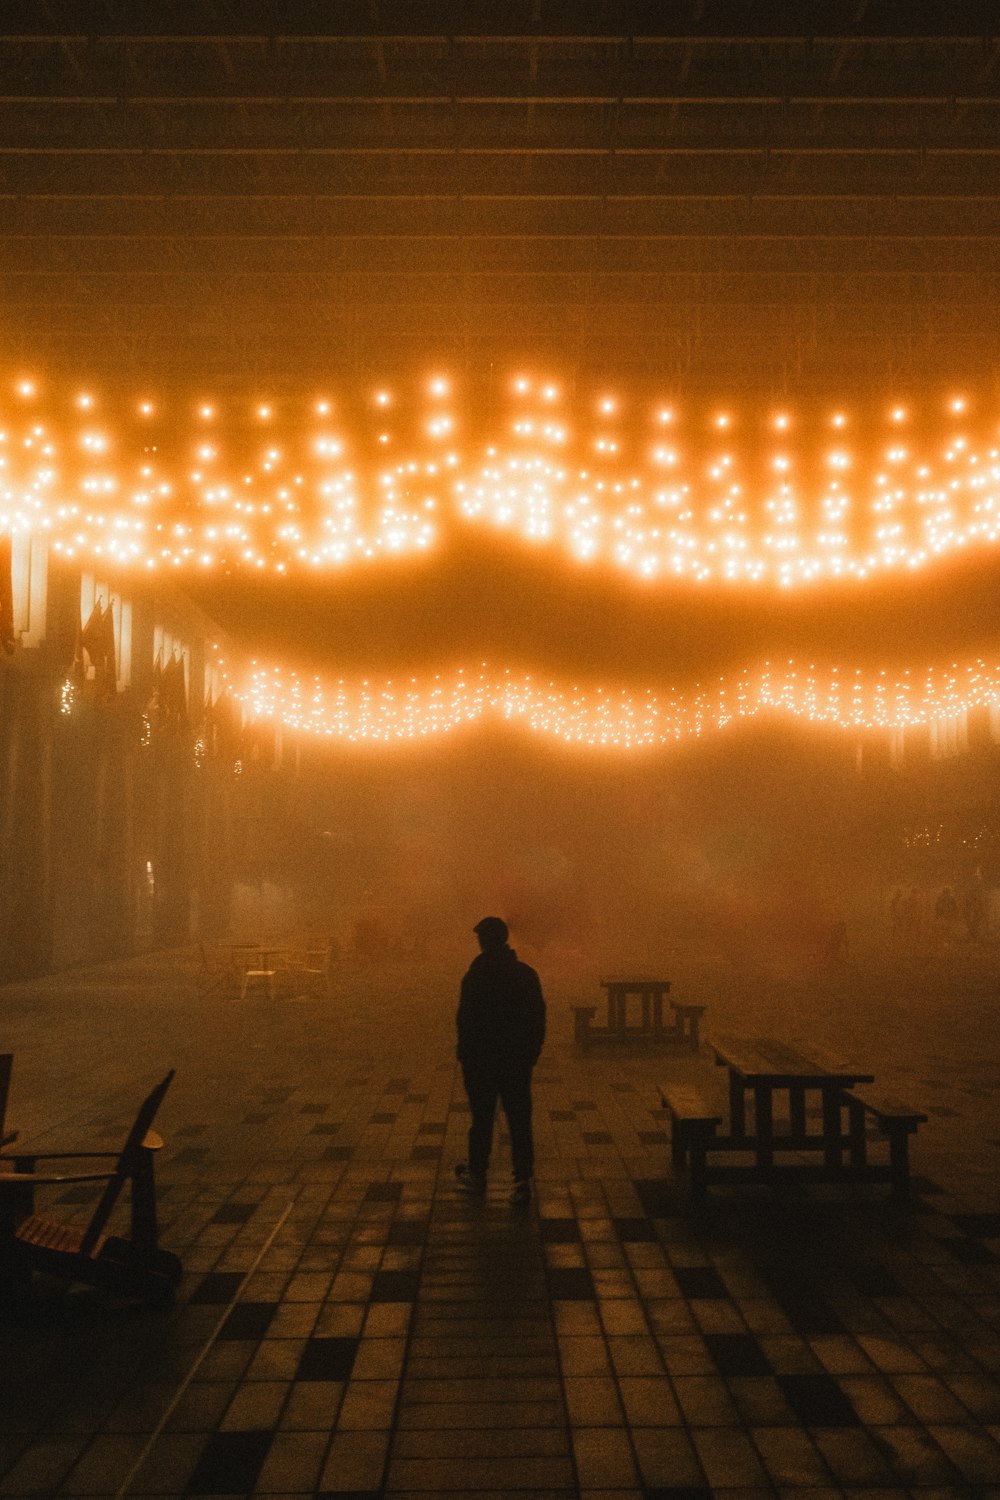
[600,978,672,1032]
[706,1035,875,1173]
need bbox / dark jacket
[456,945,546,1066]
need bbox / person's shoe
[454,1163,486,1195]
[509,1178,532,1206]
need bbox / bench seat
[575,1001,706,1052]
[668,1000,706,1051]
[839,1087,928,1199]
[660,1083,722,1189]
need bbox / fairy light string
[2,375,999,587]
[234,658,1000,750]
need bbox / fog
[238,717,920,984]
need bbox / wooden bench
[659,1083,722,1193]
[668,1001,706,1051]
[839,1087,928,1200]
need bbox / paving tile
[704,1332,773,1376]
[189,1270,246,1305]
[926,1424,1000,1485]
[396,1399,564,1429]
[319,1428,392,1491]
[630,1427,706,1489]
[385,1453,575,1489]
[691,1426,771,1487]
[295,1337,359,1382]
[673,1266,729,1299]
[253,1428,329,1493]
[547,1266,597,1299]
[162,1380,238,1434]
[809,1426,899,1485]
[571,1426,639,1489]
[392,1427,568,1458]
[750,1424,833,1486]
[776,1372,861,1427]
[563,1375,624,1426]
[673,1375,742,1426]
[607,1334,665,1377]
[218,1299,277,1341]
[220,1381,289,1432]
[185,1428,274,1494]
[278,1381,345,1431]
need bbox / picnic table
[602,977,672,1031]
[573,978,705,1051]
[707,1035,875,1172]
[661,1034,926,1199]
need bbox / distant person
[455,916,546,1205]
[935,886,959,923]
[933,885,960,951]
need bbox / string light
[236,656,1000,752]
[0,373,996,586]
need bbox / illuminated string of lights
[3,374,999,587]
[239,658,1000,750]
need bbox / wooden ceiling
[3,0,999,386]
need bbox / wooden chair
[0,1070,182,1306]
[285,944,333,999]
[197,941,228,999]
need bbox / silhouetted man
[455,916,545,1204]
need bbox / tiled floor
[1,941,1000,1497]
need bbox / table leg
[652,994,663,1030]
[729,1073,747,1137]
[754,1086,774,1170]
[822,1087,843,1171]
[641,994,651,1030]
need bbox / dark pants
[461,1058,535,1181]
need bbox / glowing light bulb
[16,380,35,398]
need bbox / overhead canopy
[2,0,998,385]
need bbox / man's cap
[473,915,509,944]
